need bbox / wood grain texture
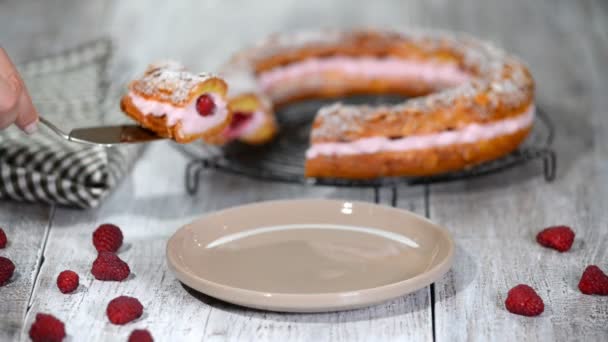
[22,141,428,341]
[2,0,607,341]
[0,201,51,341]
[18,1,433,340]
[427,0,608,341]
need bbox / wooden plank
[0,1,112,338]
[12,0,607,340]
[21,1,434,340]
[23,141,430,341]
[428,0,608,341]
[0,201,51,341]
[195,187,430,342]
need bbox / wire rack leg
[391,186,398,207]
[185,160,206,195]
[372,186,398,207]
[541,149,557,182]
[373,187,380,204]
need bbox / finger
[0,48,20,75]
[0,73,20,112]
[0,75,20,129]
[0,48,22,129]
[0,47,39,133]
[14,89,39,134]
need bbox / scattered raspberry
[505,284,544,316]
[106,296,143,325]
[128,329,154,342]
[0,256,15,286]
[29,313,66,342]
[195,94,215,116]
[56,270,79,294]
[92,223,123,252]
[0,227,7,248]
[536,225,575,252]
[91,252,130,281]
[578,265,608,295]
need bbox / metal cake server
[39,116,165,147]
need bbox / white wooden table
[1,0,607,341]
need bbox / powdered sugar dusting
[223,29,534,142]
[130,62,218,105]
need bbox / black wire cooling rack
[183,95,556,199]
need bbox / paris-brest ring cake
[121,29,535,179]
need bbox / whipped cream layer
[129,92,229,136]
[223,110,266,140]
[258,56,470,91]
[306,105,535,159]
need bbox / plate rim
[166,198,455,312]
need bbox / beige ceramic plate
[166,199,454,312]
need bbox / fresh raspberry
[536,225,575,252]
[0,256,15,286]
[195,94,215,116]
[128,329,154,342]
[92,223,123,252]
[0,227,7,248]
[56,270,79,294]
[505,284,544,316]
[29,313,66,342]
[106,296,143,325]
[91,252,130,281]
[230,112,251,129]
[578,265,608,295]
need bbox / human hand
[0,47,38,133]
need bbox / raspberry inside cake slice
[120,61,231,143]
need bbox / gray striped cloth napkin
[0,39,142,208]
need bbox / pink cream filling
[223,111,266,140]
[258,56,471,91]
[128,92,229,136]
[306,105,535,159]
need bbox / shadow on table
[181,284,428,323]
[178,242,476,323]
[434,162,546,192]
[431,242,477,305]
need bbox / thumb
[14,85,39,134]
